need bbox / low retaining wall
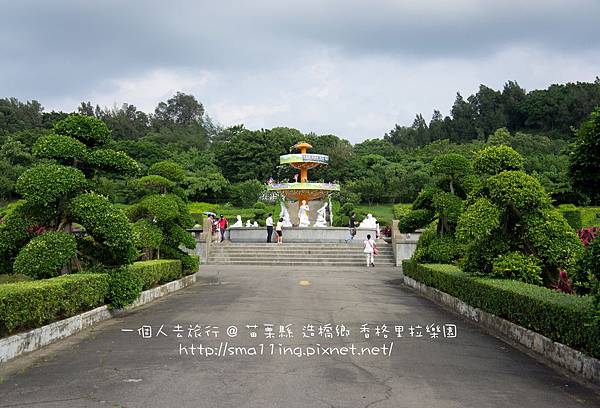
[402,274,600,385]
[228,226,377,243]
[0,271,202,363]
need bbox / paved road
[1,265,598,407]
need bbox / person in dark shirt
[345,212,357,243]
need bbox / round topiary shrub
[521,208,584,278]
[53,114,111,147]
[13,231,77,279]
[456,197,501,243]
[473,145,524,175]
[138,194,181,222]
[137,175,174,192]
[107,267,143,309]
[16,163,87,206]
[398,209,433,233]
[86,149,140,176]
[148,161,185,183]
[487,170,550,212]
[491,252,543,285]
[32,134,88,163]
[413,227,462,264]
[71,192,137,264]
[132,219,163,250]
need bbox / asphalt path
[1,265,598,407]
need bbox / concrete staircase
[208,242,395,266]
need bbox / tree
[569,107,600,205]
[3,114,139,274]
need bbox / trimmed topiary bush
[13,231,77,279]
[148,161,185,183]
[71,192,137,264]
[413,227,462,264]
[16,164,87,206]
[473,145,524,175]
[32,134,87,163]
[456,197,501,243]
[398,209,433,233]
[106,268,142,309]
[137,175,174,193]
[491,252,543,285]
[86,149,140,176]
[53,114,111,147]
[486,170,550,212]
[132,219,163,252]
[0,273,109,335]
[129,259,182,289]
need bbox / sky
[1,0,600,142]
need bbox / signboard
[280,154,329,165]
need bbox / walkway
[0,265,598,407]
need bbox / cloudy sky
[2,0,599,142]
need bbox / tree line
[0,77,599,207]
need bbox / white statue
[358,213,377,229]
[280,200,293,227]
[245,219,252,227]
[298,200,310,227]
[313,202,328,227]
[231,215,243,228]
[253,221,258,227]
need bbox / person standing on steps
[276,217,284,244]
[345,212,357,243]
[266,213,274,243]
[218,214,228,243]
[363,233,376,267]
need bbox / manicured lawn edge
[402,260,600,384]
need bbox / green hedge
[0,273,109,336]
[128,259,183,290]
[402,261,600,358]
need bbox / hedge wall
[129,259,183,290]
[402,261,600,358]
[0,274,109,336]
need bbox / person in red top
[217,215,228,242]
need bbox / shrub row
[129,259,183,290]
[1,259,190,336]
[0,274,109,336]
[402,261,600,358]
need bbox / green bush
[137,175,174,192]
[13,231,77,279]
[491,252,543,285]
[16,163,86,206]
[403,262,600,358]
[229,179,264,207]
[412,187,443,211]
[487,170,550,212]
[456,197,501,243]
[521,208,584,278]
[392,203,411,219]
[132,219,163,251]
[53,114,111,147]
[71,192,137,264]
[32,134,87,163]
[86,149,140,176]
[148,161,185,183]
[473,145,524,175]
[398,209,433,233]
[107,268,142,309]
[159,246,199,275]
[0,273,109,335]
[413,228,462,264]
[138,194,181,222]
[128,259,182,290]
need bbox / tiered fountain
[268,142,339,226]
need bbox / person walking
[345,212,357,243]
[266,213,274,243]
[217,214,228,242]
[363,233,376,267]
[275,217,284,244]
